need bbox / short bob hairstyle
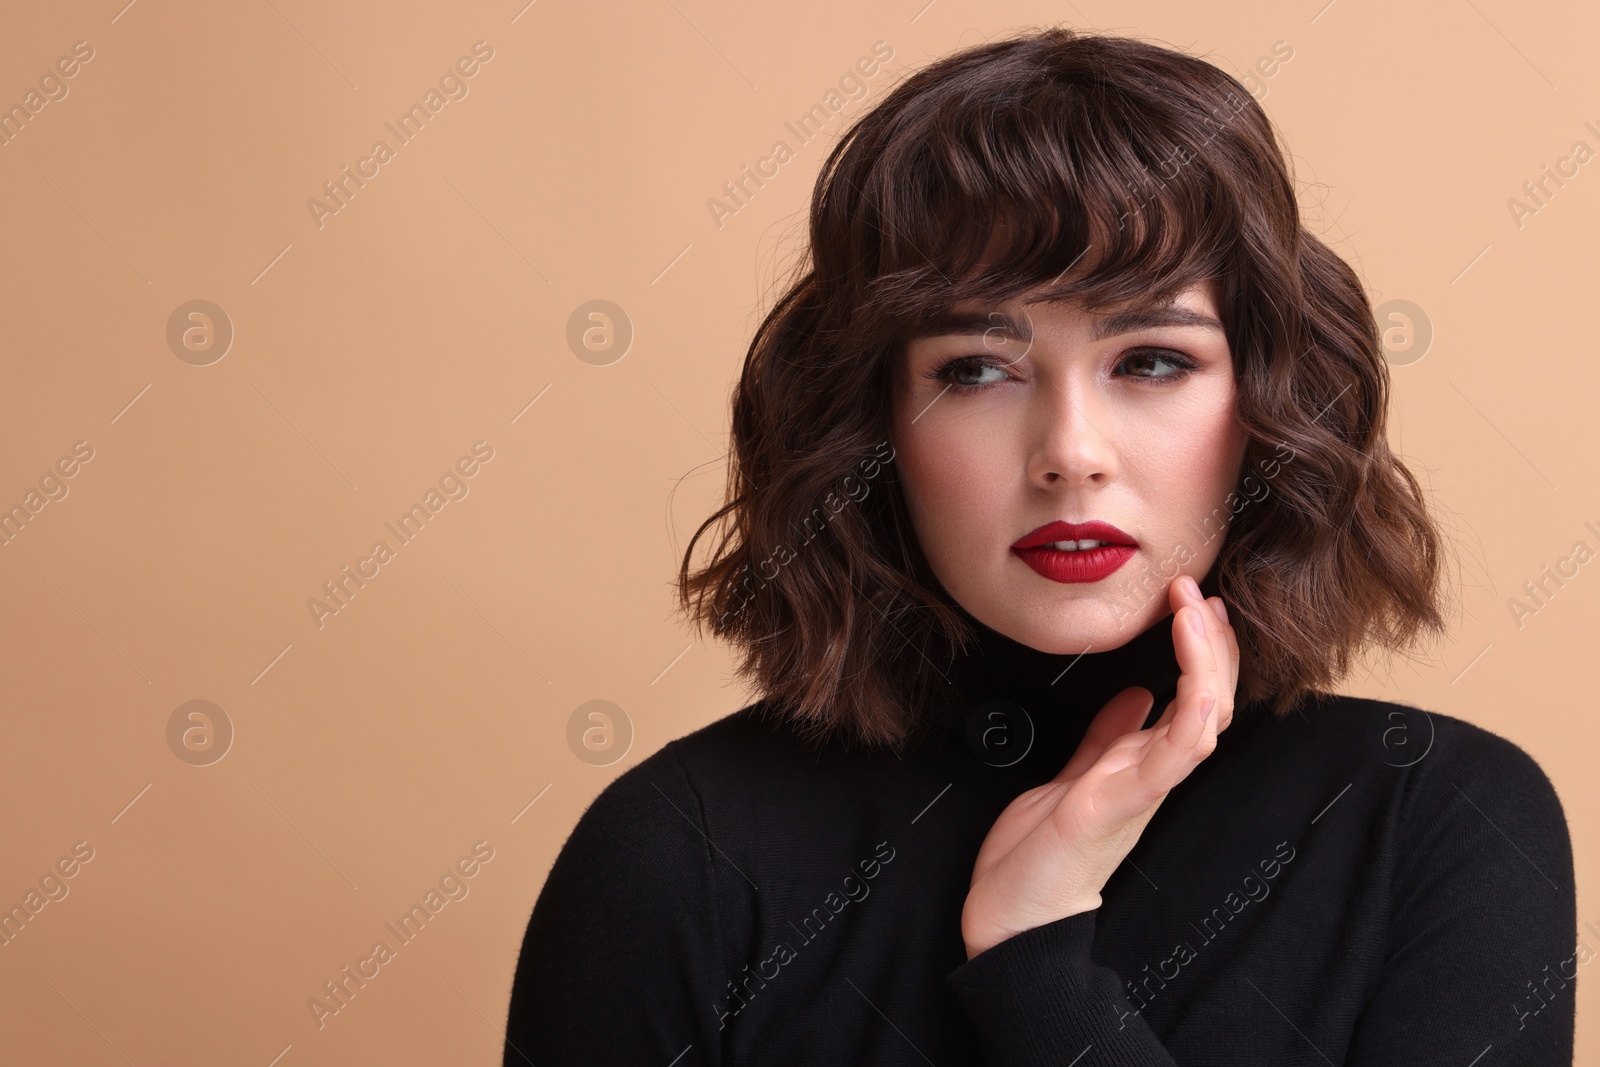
[676,26,1449,753]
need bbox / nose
[1026,369,1119,489]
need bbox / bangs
[820,43,1258,332]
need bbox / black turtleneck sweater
[502,614,1577,1065]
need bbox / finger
[1158,585,1222,743]
[1075,693,1215,829]
[1054,686,1154,783]
[1148,580,1199,733]
[1207,596,1241,727]
[1193,594,1234,734]
[1173,580,1225,745]
[1216,598,1241,723]
[1134,684,1217,797]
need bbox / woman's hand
[959,574,1241,959]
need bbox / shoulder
[563,700,931,897]
[1245,692,1560,789]
[531,699,878,960]
[523,712,782,953]
[556,701,822,857]
[539,730,705,899]
[1299,693,1561,797]
[507,716,772,1058]
[1259,693,1572,877]
[1313,698,1577,1011]
[1387,699,1571,865]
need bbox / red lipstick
[1011,520,1137,584]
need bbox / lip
[1012,520,1137,550]
[1011,520,1138,585]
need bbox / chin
[988,603,1142,655]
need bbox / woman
[504,27,1577,1065]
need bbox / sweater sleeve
[1344,720,1576,1065]
[502,743,728,1066]
[944,909,1180,1065]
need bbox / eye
[922,347,1201,395]
[924,355,1014,395]
[1116,348,1198,383]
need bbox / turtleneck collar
[942,610,1183,781]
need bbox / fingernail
[1210,598,1227,624]
[1188,607,1206,636]
[1184,575,1202,600]
[1199,692,1215,722]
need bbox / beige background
[0,0,1594,1063]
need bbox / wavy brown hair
[674,26,1449,753]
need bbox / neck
[945,611,1183,778]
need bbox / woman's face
[889,279,1248,653]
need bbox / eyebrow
[908,302,1226,344]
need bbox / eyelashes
[924,348,1200,395]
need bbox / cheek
[1171,417,1242,485]
[1195,397,1247,488]
[1140,391,1246,529]
[893,411,1008,543]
